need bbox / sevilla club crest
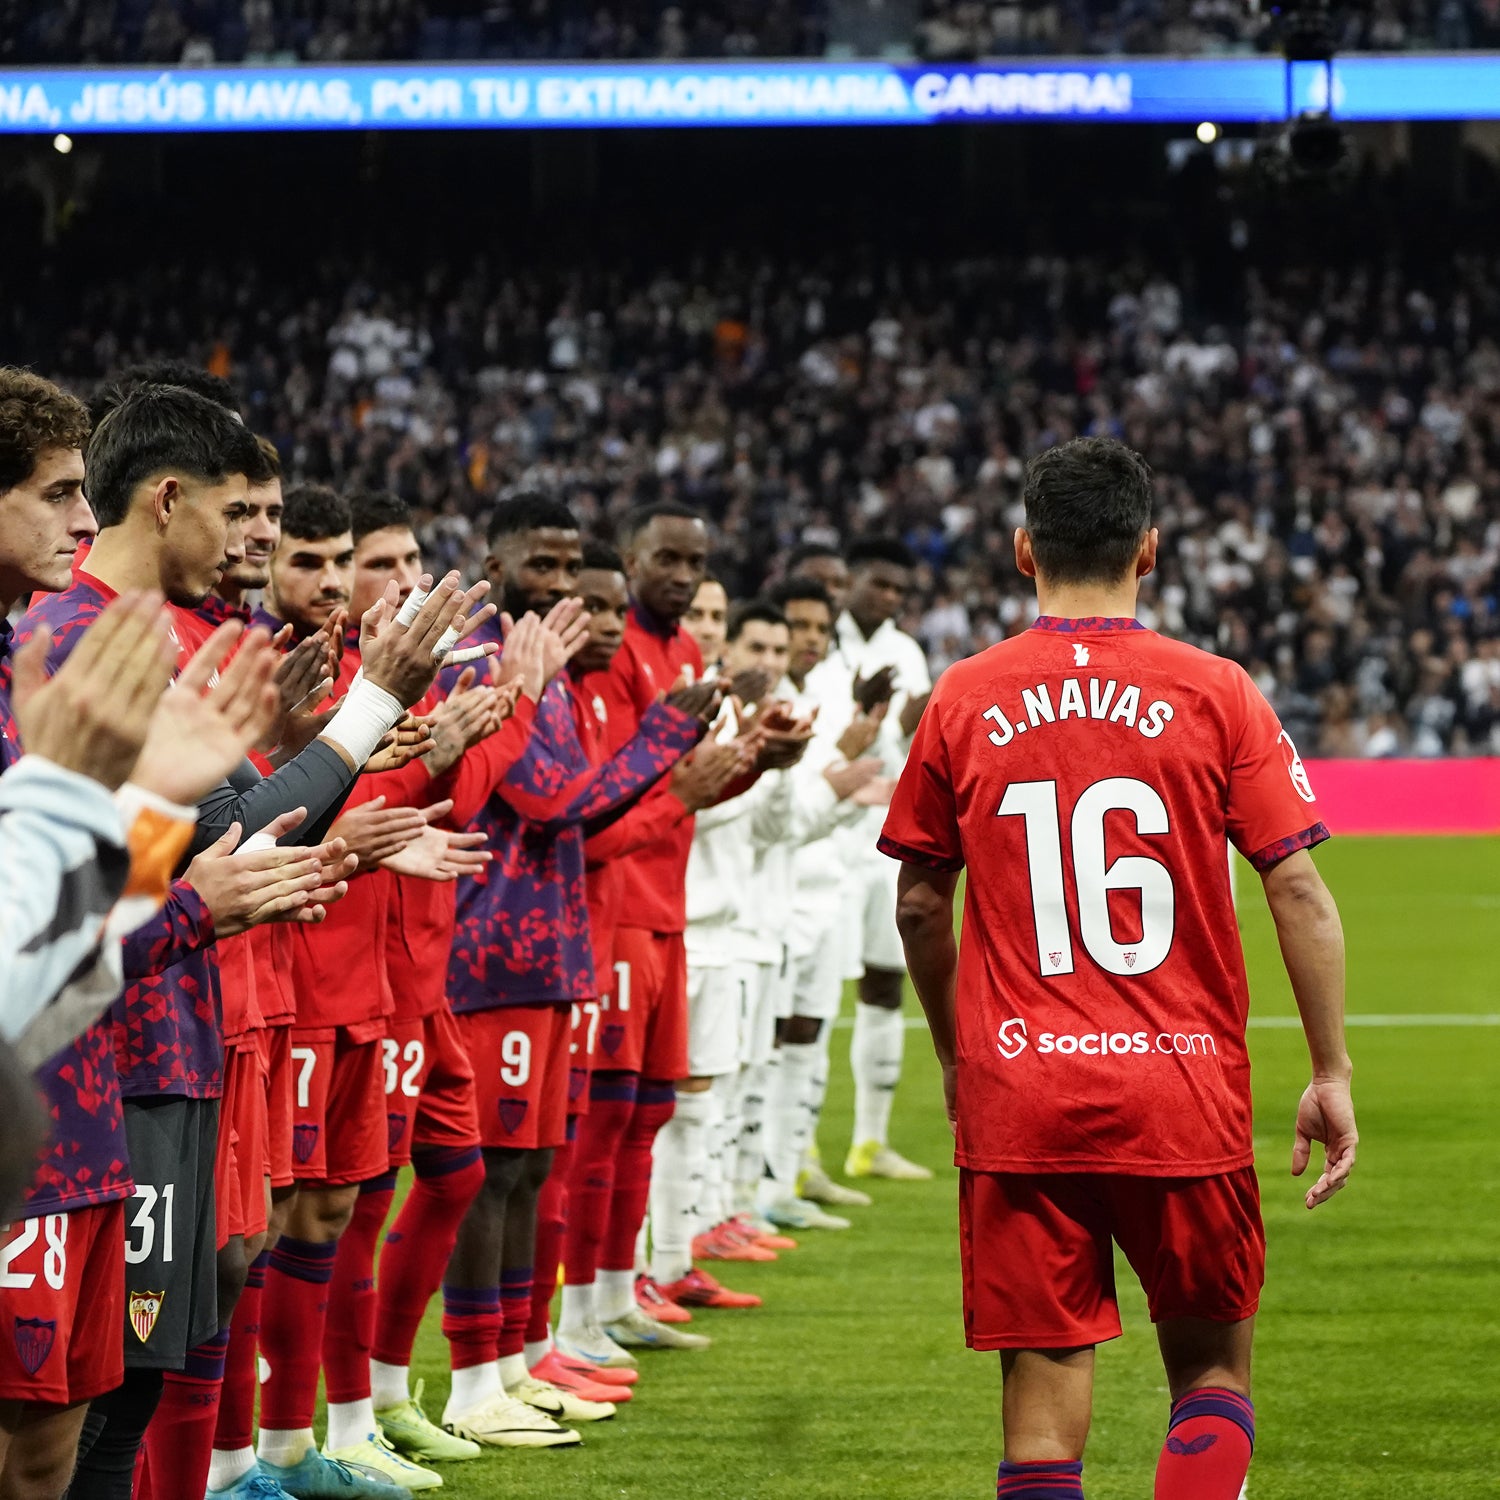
[497,1098,529,1135]
[600,1024,626,1058]
[292,1123,320,1165]
[387,1112,407,1154]
[129,1290,165,1345]
[13,1316,55,1375]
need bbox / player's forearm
[1264,853,1351,1079]
[896,868,960,1065]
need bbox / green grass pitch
[333,835,1500,1497]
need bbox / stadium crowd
[3,0,1498,65]
[15,247,1500,757]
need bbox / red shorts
[260,1024,295,1189]
[288,1025,388,1187]
[960,1167,1265,1350]
[384,1008,481,1167]
[0,1201,126,1404]
[457,1004,571,1150]
[567,998,601,1118]
[214,1040,270,1248]
[600,929,689,1081]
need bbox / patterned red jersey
[879,616,1329,1178]
[596,604,704,934]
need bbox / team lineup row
[0,363,934,1499]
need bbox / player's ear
[1135,527,1159,579]
[1014,528,1037,580]
[152,476,179,529]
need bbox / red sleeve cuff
[876,833,964,873]
[1246,821,1331,874]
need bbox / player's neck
[1033,579,1139,622]
[214,579,245,609]
[80,525,164,595]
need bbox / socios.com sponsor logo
[995,1021,1217,1060]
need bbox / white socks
[557,1281,597,1338]
[735,1061,770,1216]
[324,1397,376,1452]
[524,1336,551,1368]
[498,1353,528,1389]
[445,1360,501,1415]
[208,1447,257,1491]
[257,1427,315,1469]
[370,1359,409,1413]
[595,1268,636,1323]
[649,1087,714,1285]
[851,1002,904,1149]
[759,1041,819,1205]
[704,1071,741,1227]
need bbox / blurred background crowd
[4,0,1500,66]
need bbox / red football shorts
[567,997,602,1118]
[0,1201,126,1404]
[959,1167,1265,1350]
[287,1026,388,1187]
[457,1004,572,1150]
[214,1039,270,1248]
[384,1008,481,1167]
[600,929,689,1081]
[260,1023,296,1189]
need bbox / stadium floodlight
[52,133,72,154]
[1196,121,1220,144]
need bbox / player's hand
[727,667,773,706]
[381,825,492,882]
[419,668,495,775]
[823,757,882,802]
[11,593,176,792]
[665,680,722,725]
[538,597,590,682]
[669,740,751,811]
[941,1059,957,1138]
[853,665,897,714]
[1292,1074,1358,1209]
[363,715,432,773]
[185,812,351,937]
[135,622,285,805]
[328,796,428,870]
[494,613,548,704]
[836,700,888,761]
[360,572,497,708]
[849,774,897,808]
[900,688,932,738]
[753,703,816,770]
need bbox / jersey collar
[1030,615,1146,634]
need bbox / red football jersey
[879,616,1329,1178]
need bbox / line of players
[0,364,940,1500]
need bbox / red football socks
[997,1459,1084,1498]
[143,1328,229,1499]
[215,1251,267,1453]
[322,1175,395,1406]
[562,1071,637,1288]
[371,1146,484,1368]
[259,1236,337,1430]
[600,1079,676,1272]
[441,1285,502,1370]
[1154,1387,1254,1500]
[527,1137,571,1343]
[498,1266,532,1360]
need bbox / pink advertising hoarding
[1307,760,1500,836]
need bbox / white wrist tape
[395,584,431,628]
[317,677,405,765]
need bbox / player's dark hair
[726,599,788,642]
[89,360,241,427]
[0,368,90,494]
[281,483,352,542]
[786,541,842,572]
[846,536,916,572]
[619,501,703,549]
[252,434,283,482]
[766,577,835,615]
[1022,436,1154,585]
[86,385,264,529]
[349,489,412,543]
[580,539,625,573]
[487,492,577,549]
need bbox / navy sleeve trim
[876,834,964,874]
[1247,821,1331,874]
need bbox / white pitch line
[835,1014,1500,1030]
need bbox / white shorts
[858,853,906,973]
[686,964,743,1078]
[734,958,782,1068]
[790,927,846,1023]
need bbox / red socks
[371,1146,484,1369]
[562,1071,637,1289]
[498,1267,532,1360]
[997,1460,1084,1498]
[216,1251,267,1452]
[143,1328,229,1498]
[441,1285,502,1370]
[1155,1387,1254,1500]
[259,1236,337,1430]
[601,1079,675,1272]
[527,1137,571,1344]
[322,1175,395,1406]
